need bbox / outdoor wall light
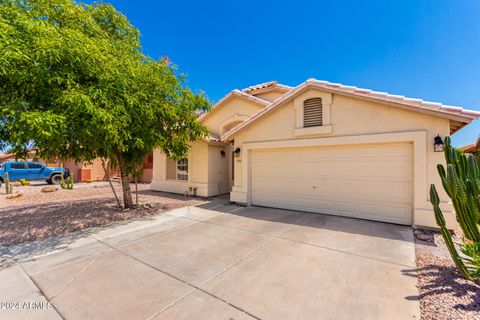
[234,148,241,157]
[434,135,444,152]
[220,150,226,157]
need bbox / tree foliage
[0,0,210,207]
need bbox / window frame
[27,162,44,169]
[293,90,333,137]
[10,162,27,169]
[176,158,188,181]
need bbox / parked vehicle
[0,161,69,186]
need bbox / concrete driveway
[1,198,419,320]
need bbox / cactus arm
[444,136,452,164]
[430,184,472,279]
[5,172,12,194]
[437,164,451,197]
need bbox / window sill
[293,125,332,137]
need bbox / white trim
[293,126,332,137]
[219,114,251,135]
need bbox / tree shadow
[0,192,201,267]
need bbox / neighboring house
[1,149,153,183]
[461,135,480,156]
[64,154,153,183]
[151,79,480,228]
[0,148,62,167]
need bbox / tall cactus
[430,136,480,280]
[4,172,12,194]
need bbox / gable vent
[303,98,323,127]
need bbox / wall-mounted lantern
[434,135,444,152]
[220,150,226,158]
[233,147,241,157]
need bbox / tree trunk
[101,159,122,208]
[116,154,134,209]
[135,177,138,206]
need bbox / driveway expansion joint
[93,236,264,320]
[278,232,417,269]
[18,264,66,320]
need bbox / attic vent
[303,98,323,127]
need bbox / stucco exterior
[151,141,232,197]
[151,79,479,229]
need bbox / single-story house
[0,149,153,183]
[461,134,480,156]
[0,148,62,167]
[63,154,153,183]
[151,79,480,228]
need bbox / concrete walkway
[0,199,420,319]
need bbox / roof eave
[221,81,479,141]
[197,90,269,123]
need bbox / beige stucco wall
[253,90,284,102]
[229,89,452,228]
[202,96,264,136]
[208,145,231,195]
[151,141,231,197]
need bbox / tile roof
[197,89,270,122]
[221,78,480,141]
[461,134,480,152]
[242,81,293,93]
[303,78,480,118]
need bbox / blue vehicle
[0,161,69,186]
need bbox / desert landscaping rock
[5,192,23,200]
[40,186,58,193]
[0,183,201,246]
[416,233,480,320]
[414,229,434,242]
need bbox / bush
[60,172,74,190]
[430,136,480,280]
[19,179,30,186]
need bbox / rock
[41,186,58,193]
[6,192,22,199]
[414,230,434,242]
[13,181,22,187]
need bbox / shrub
[19,179,30,186]
[60,172,74,190]
[430,136,480,280]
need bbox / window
[27,163,43,169]
[143,154,153,169]
[176,158,188,181]
[10,163,27,169]
[303,98,323,127]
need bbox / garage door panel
[251,143,413,225]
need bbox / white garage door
[251,143,413,225]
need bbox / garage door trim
[238,131,427,226]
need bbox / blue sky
[105,0,480,146]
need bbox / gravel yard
[415,231,480,320]
[0,182,202,246]
[3,182,480,319]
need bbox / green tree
[0,0,209,208]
